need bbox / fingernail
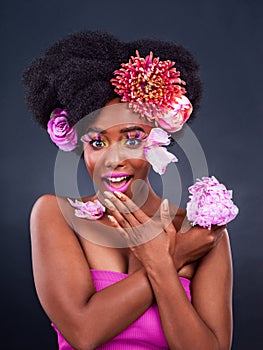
[114,191,124,199]
[108,215,116,223]
[104,198,115,209]
[162,199,169,210]
[104,191,114,198]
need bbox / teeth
[105,176,129,183]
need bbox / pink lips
[101,173,133,193]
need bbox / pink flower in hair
[143,128,178,175]
[67,198,105,220]
[186,176,239,229]
[155,95,193,133]
[47,108,78,151]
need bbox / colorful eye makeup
[121,130,148,148]
[81,133,109,149]
[80,128,148,150]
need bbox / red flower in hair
[110,50,190,128]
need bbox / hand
[173,220,226,270]
[104,191,176,268]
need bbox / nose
[104,142,126,169]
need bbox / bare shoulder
[29,194,82,262]
[31,193,61,218]
[29,193,92,268]
[30,194,74,234]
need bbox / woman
[23,31,233,349]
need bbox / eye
[80,134,108,149]
[123,130,147,149]
[124,138,142,148]
[90,139,106,149]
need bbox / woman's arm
[145,230,233,350]
[103,192,233,350]
[31,194,226,349]
[30,194,154,350]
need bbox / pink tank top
[52,269,191,349]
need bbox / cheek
[83,148,102,176]
[130,158,151,174]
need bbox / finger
[104,198,131,229]
[114,191,152,223]
[104,193,137,226]
[160,199,176,234]
[108,212,143,247]
[104,192,157,245]
[107,215,130,243]
[104,191,143,225]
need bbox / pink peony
[155,95,193,133]
[67,198,105,220]
[144,128,178,175]
[186,176,239,229]
[47,108,78,151]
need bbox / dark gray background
[1,0,262,349]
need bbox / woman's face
[82,98,154,197]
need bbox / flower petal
[144,128,171,148]
[144,146,178,175]
[67,198,105,220]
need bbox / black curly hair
[22,30,202,151]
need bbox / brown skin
[30,98,232,349]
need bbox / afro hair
[22,30,202,131]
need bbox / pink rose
[186,176,239,229]
[47,108,78,151]
[155,95,193,133]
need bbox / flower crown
[47,51,193,174]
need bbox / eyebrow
[85,127,106,134]
[120,126,145,133]
[85,126,146,134]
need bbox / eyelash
[81,132,147,150]
[123,138,143,148]
[89,139,107,149]
[123,132,147,148]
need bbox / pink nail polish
[114,191,124,199]
[108,215,116,223]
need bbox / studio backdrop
[1,0,262,349]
